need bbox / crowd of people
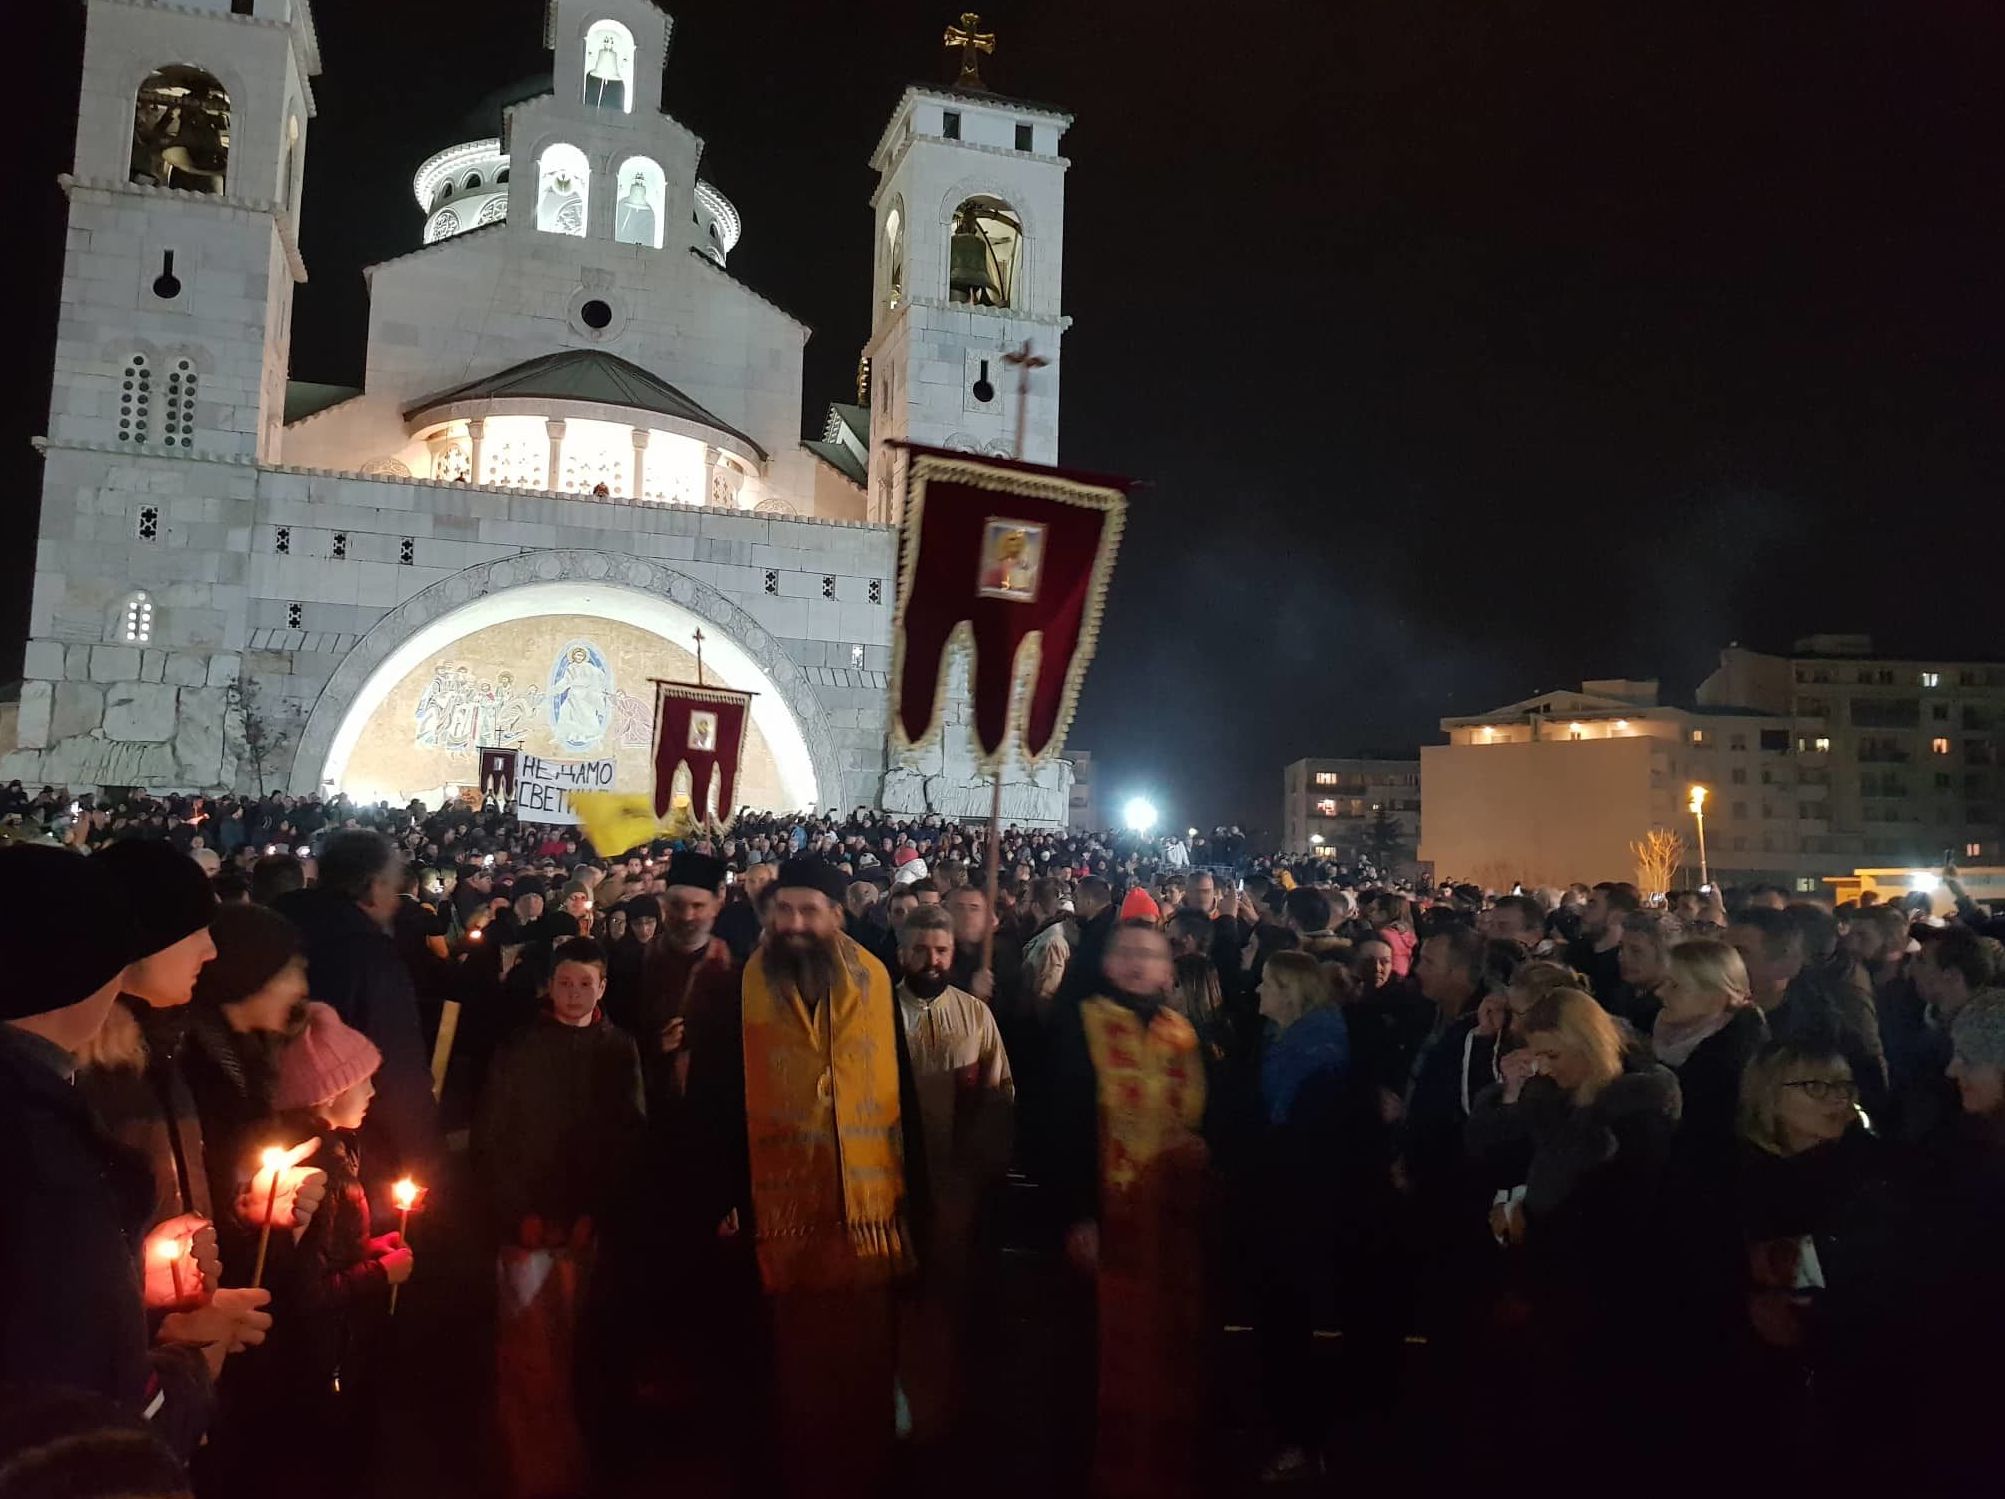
[2,786,2000,1497]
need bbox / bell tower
[862,21,1072,522]
[52,0,319,464]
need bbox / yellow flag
[569,792,662,857]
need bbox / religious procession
[6,1,2003,1496]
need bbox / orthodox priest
[682,856,925,1497]
[1051,919,1213,1499]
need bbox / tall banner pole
[979,342,1051,972]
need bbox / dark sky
[17,1,2005,834]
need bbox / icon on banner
[976,518,1045,603]
[688,710,718,752]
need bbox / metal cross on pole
[1001,340,1049,461]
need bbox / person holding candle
[253,1002,410,1492]
[0,844,257,1462]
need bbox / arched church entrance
[291,552,843,812]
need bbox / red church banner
[889,445,1131,771]
[653,682,753,830]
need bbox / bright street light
[1309,833,1325,847]
[1122,797,1158,835]
[1688,784,1710,890]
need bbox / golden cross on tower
[943,11,995,90]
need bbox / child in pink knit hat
[254,1003,413,1478]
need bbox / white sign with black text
[512,755,617,824]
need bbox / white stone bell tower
[861,50,1073,523]
[54,0,318,465]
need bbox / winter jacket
[1665,1004,1769,1180]
[472,1013,647,1237]
[72,997,212,1227]
[273,888,441,1203]
[0,1024,215,1459]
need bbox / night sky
[15,1,2004,834]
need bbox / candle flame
[391,1178,420,1211]
[155,1236,184,1262]
[260,1146,289,1172]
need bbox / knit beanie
[0,845,137,1019]
[93,838,218,960]
[193,902,304,1009]
[272,1002,381,1111]
[1119,886,1162,923]
[1950,990,2005,1071]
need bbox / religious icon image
[548,640,616,751]
[688,710,719,752]
[976,518,1046,602]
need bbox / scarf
[1653,1005,1736,1068]
[741,934,909,1292]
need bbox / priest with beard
[1049,918,1213,1499]
[636,851,734,1108]
[681,855,925,1498]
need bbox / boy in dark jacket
[473,937,645,1496]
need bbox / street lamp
[1688,784,1710,889]
[1123,797,1158,835]
[1309,833,1325,848]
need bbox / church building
[12,0,1078,824]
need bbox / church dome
[412,138,510,243]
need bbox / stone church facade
[14,0,1079,825]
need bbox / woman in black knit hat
[182,902,314,1250]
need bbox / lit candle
[388,1177,421,1317]
[156,1235,188,1303]
[250,1145,288,1289]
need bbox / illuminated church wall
[338,612,781,809]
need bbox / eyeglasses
[1783,1078,1859,1103]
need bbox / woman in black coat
[1654,939,1770,1176]
[1466,985,1681,1428]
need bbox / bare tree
[1630,827,1687,897]
[225,677,295,796]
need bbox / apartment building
[1281,758,1422,867]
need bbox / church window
[822,575,836,600]
[764,570,779,595]
[942,110,961,140]
[579,298,613,330]
[330,533,348,560]
[883,198,904,306]
[282,116,300,213]
[948,196,1021,308]
[868,579,882,604]
[851,645,865,667]
[535,144,589,237]
[136,507,159,542]
[1015,122,1034,151]
[613,156,666,248]
[120,355,151,443]
[163,364,195,447]
[583,20,636,113]
[151,249,182,300]
[463,172,482,191]
[231,0,254,14]
[496,165,509,183]
[399,537,415,566]
[120,592,155,644]
[274,527,290,554]
[286,603,302,630]
[433,181,453,209]
[131,67,231,195]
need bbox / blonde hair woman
[1651,939,1770,1172]
[1257,950,1330,1031]
[1466,988,1681,1280]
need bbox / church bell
[950,216,1000,305]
